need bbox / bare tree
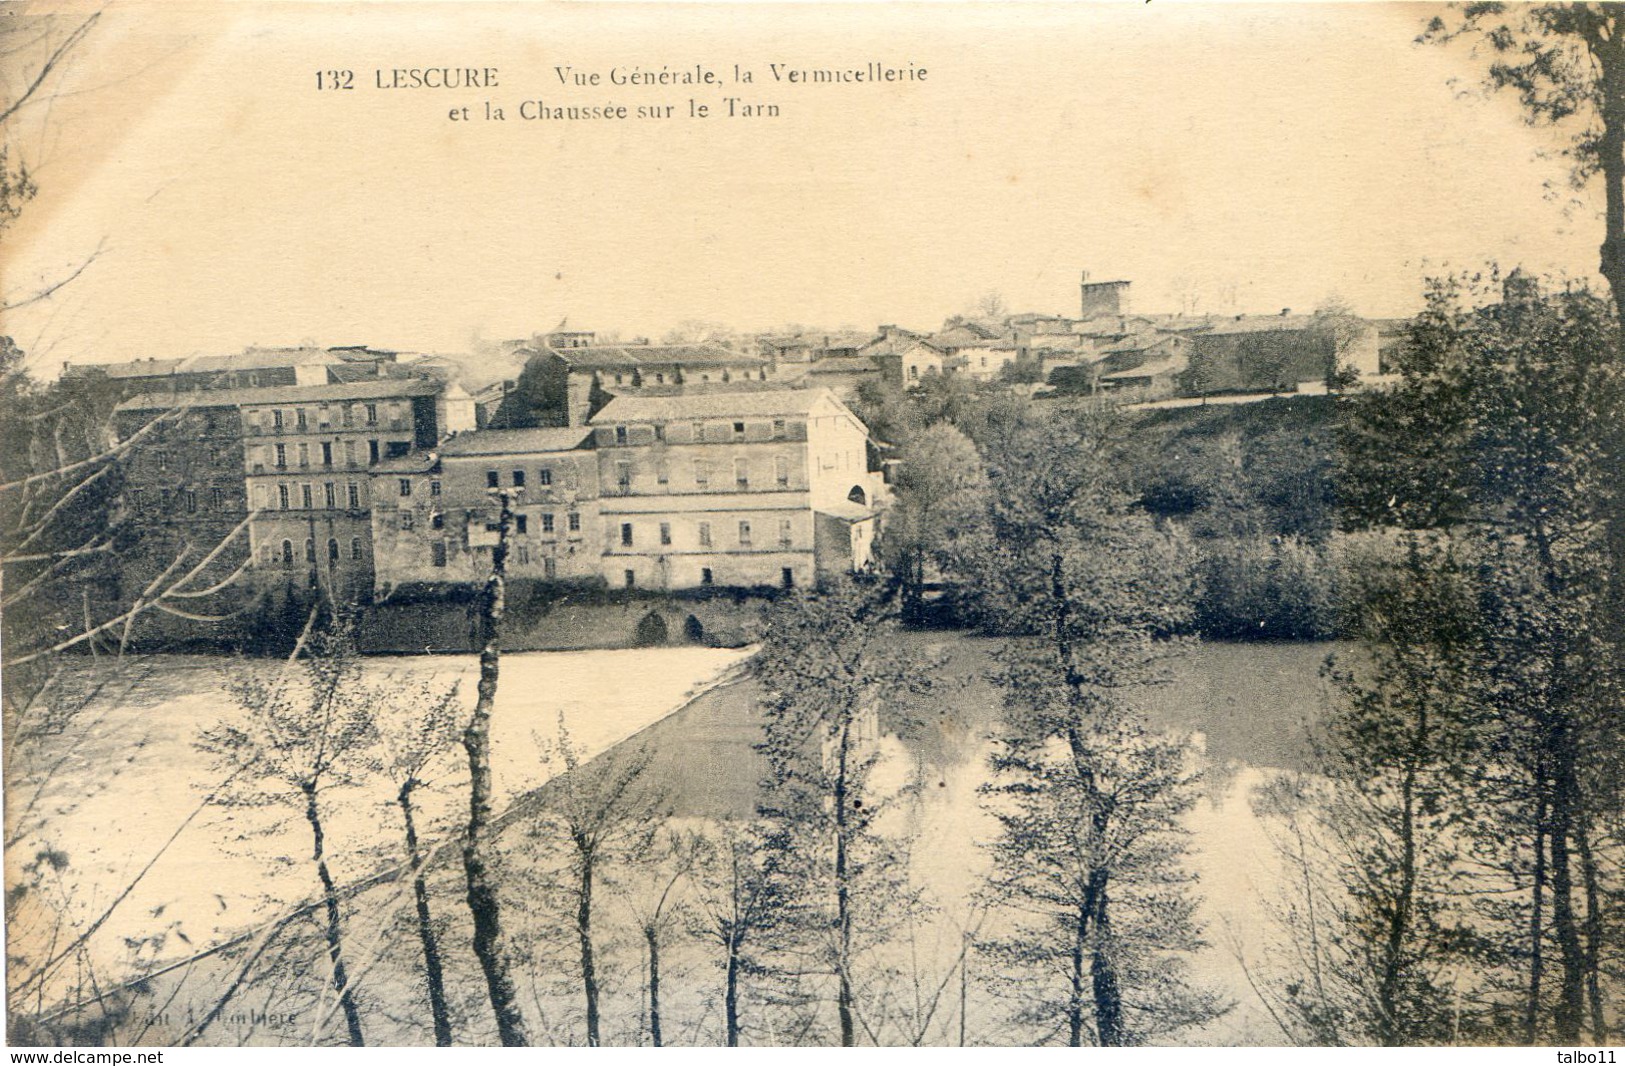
[195,616,375,1046]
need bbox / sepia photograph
[2,0,1623,1050]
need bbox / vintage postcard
[3,0,1622,1051]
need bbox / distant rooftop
[541,343,766,370]
[116,377,443,411]
[66,346,376,380]
[591,388,844,424]
[437,427,593,457]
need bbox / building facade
[588,389,883,591]
[369,428,603,596]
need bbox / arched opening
[281,540,294,566]
[847,485,867,506]
[327,538,340,564]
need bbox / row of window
[426,541,564,575]
[617,518,793,550]
[610,419,790,446]
[127,487,228,512]
[257,482,364,511]
[602,367,766,387]
[482,468,557,490]
[613,456,793,493]
[399,510,582,533]
[616,566,795,589]
[257,439,409,470]
[261,537,365,566]
[247,403,407,433]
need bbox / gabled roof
[1101,355,1186,381]
[544,343,766,370]
[590,387,845,424]
[437,427,592,457]
[116,377,443,411]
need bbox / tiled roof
[1200,315,1321,336]
[546,344,766,370]
[116,377,443,411]
[370,453,441,474]
[591,388,841,423]
[437,428,592,456]
[1102,355,1186,380]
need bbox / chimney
[1280,308,1291,316]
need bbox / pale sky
[0,1,1604,371]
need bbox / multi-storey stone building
[587,389,883,591]
[369,427,602,597]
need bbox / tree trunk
[304,784,365,1046]
[1526,780,1548,1046]
[1548,736,1586,1044]
[834,716,856,1047]
[400,782,452,1046]
[1377,706,1425,1046]
[725,935,742,1047]
[461,489,529,1046]
[578,852,601,1047]
[1088,868,1124,1046]
[1068,904,1088,1047]
[1593,26,1625,326]
[646,926,662,1047]
[1575,813,1607,1045]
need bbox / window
[387,441,410,459]
[541,513,555,534]
[281,539,294,566]
[304,538,315,563]
[698,521,711,547]
[615,426,628,445]
[278,484,290,510]
[401,511,415,530]
[432,541,447,567]
[261,544,273,566]
[247,412,260,434]
[653,424,665,442]
[365,403,378,426]
[614,373,624,385]
[568,511,581,533]
[738,520,752,546]
[345,441,357,467]
[211,487,225,510]
[773,419,786,439]
[513,469,526,488]
[301,484,313,509]
[779,519,793,547]
[396,478,411,498]
[616,461,632,493]
[318,406,331,429]
[655,372,665,384]
[298,443,310,468]
[775,456,790,487]
[624,569,636,588]
[324,483,336,509]
[537,469,551,487]
[781,567,795,589]
[430,479,441,497]
[160,488,171,509]
[129,488,145,510]
[347,482,360,509]
[691,421,705,442]
[735,458,749,489]
[657,462,669,485]
[369,440,380,464]
[621,523,634,547]
[544,557,557,579]
[296,408,308,430]
[328,538,340,563]
[184,490,197,513]
[273,410,285,431]
[431,511,444,530]
[701,567,714,586]
[733,421,746,439]
[487,470,499,489]
[342,405,354,428]
[322,442,333,466]
[275,444,287,469]
[516,544,530,565]
[515,515,528,535]
[351,537,363,561]
[694,461,709,489]
[659,522,671,546]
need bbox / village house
[899,339,958,386]
[587,389,884,591]
[1180,311,1380,395]
[516,341,771,426]
[368,427,602,597]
